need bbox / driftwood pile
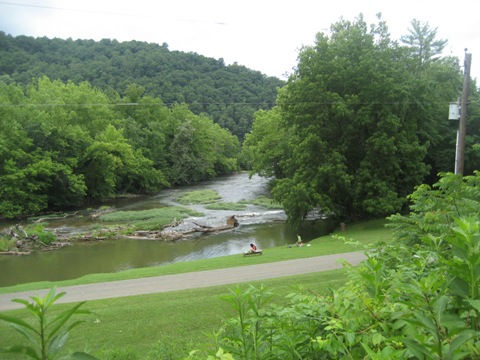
[128,215,239,241]
[0,212,243,254]
[0,224,71,255]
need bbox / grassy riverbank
[0,218,389,295]
[0,218,392,359]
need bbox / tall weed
[0,288,97,360]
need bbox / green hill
[0,32,285,140]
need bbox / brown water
[0,173,336,287]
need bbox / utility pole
[455,50,472,175]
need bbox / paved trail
[0,251,366,312]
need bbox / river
[0,173,336,287]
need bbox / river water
[0,173,336,287]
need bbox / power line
[0,102,276,107]
[0,101,476,107]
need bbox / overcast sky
[1,0,479,80]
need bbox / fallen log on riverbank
[78,235,107,241]
[191,222,236,233]
[0,224,73,255]
[128,216,239,241]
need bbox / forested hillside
[0,32,284,140]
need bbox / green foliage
[0,287,97,360]
[388,171,480,245]
[205,174,480,359]
[244,14,470,226]
[79,125,167,201]
[166,106,240,186]
[400,19,448,66]
[243,107,292,179]
[37,231,57,246]
[0,236,15,251]
[209,221,480,358]
[28,224,57,245]
[217,285,277,359]
[446,217,480,301]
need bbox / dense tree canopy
[0,77,240,218]
[244,15,479,226]
[0,33,284,140]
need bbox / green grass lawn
[0,218,392,359]
[0,270,349,360]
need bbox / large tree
[0,80,88,216]
[400,19,448,67]
[245,15,464,227]
[79,125,166,200]
[167,104,239,185]
[400,19,479,179]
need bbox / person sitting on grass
[249,243,258,252]
[297,235,305,247]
